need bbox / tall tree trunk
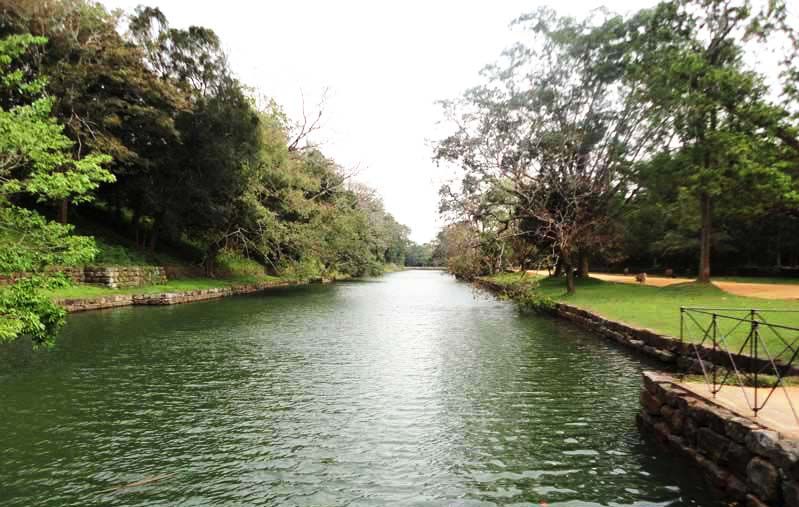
[578,251,589,278]
[566,261,575,294]
[204,244,220,277]
[57,199,69,224]
[553,256,564,277]
[698,192,712,283]
[132,208,141,247]
[148,225,158,252]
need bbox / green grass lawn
[46,274,292,299]
[484,273,799,358]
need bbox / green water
[0,270,716,506]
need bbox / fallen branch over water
[102,473,175,493]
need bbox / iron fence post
[680,307,685,345]
[753,318,759,417]
[712,313,718,396]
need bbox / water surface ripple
[0,271,716,506]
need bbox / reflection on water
[0,271,718,506]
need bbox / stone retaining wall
[0,272,24,285]
[57,280,297,313]
[639,371,799,506]
[1,266,167,288]
[58,266,86,284]
[83,266,167,288]
[475,278,799,376]
[0,266,85,285]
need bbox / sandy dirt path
[593,273,799,300]
[528,271,799,300]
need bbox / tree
[0,34,113,346]
[170,77,261,275]
[0,34,114,202]
[437,9,665,292]
[433,223,488,279]
[625,0,798,282]
[129,6,228,96]
[1,0,186,230]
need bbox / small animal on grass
[635,272,647,283]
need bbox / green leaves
[0,98,115,200]
[0,275,68,347]
[0,205,98,273]
[0,34,116,203]
[0,203,93,347]
[0,33,112,345]
[616,0,799,274]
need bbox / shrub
[278,257,323,281]
[216,249,265,278]
[515,290,557,313]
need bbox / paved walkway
[681,381,799,438]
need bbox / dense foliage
[0,1,414,345]
[436,0,799,290]
[0,33,113,344]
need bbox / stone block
[629,339,645,349]
[664,432,701,466]
[649,347,676,363]
[688,403,726,434]
[669,409,685,435]
[747,457,781,502]
[725,416,759,444]
[653,421,671,443]
[641,389,663,415]
[666,389,690,411]
[636,412,652,432]
[726,475,748,501]
[726,441,753,480]
[698,426,732,463]
[746,429,782,459]
[676,356,695,371]
[700,455,730,490]
[684,417,698,446]
[642,372,664,395]
[771,440,799,480]
[784,480,799,507]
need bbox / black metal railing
[680,307,799,422]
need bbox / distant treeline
[434,0,799,291]
[404,241,445,268]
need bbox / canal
[0,270,717,506]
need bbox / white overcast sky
[99,0,666,242]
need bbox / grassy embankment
[483,272,799,355]
[44,226,305,300]
[45,229,400,300]
[44,276,290,299]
